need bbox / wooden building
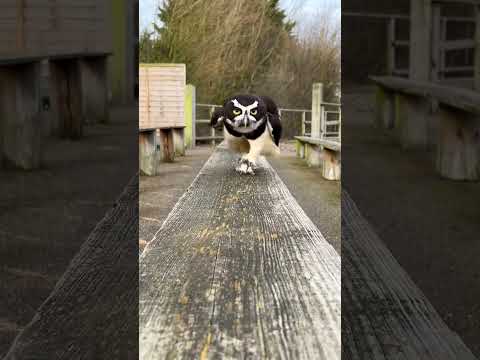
[139,63,186,175]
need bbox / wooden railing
[194,102,341,145]
[344,11,476,81]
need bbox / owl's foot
[235,158,255,175]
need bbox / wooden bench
[342,191,476,359]
[139,146,341,359]
[0,61,43,170]
[295,136,341,180]
[4,177,138,359]
[49,53,110,138]
[139,126,186,176]
[371,76,480,181]
[0,53,110,170]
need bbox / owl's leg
[236,137,264,175]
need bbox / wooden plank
[342,191,476,359]
[370,76,480,115]
[294,136,341,151]
[139,147,341,359]
[4,177,139,359]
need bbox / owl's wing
[210,107,225,127]
[267,112,282,146]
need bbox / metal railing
[194,102,341,145]
[345,12,476,80]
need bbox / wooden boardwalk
[4,177,139,359]
[342,191,476,359]
[139,146,341,359]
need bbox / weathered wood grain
[342,191,476,359]
[4,176,139,360]
[139,146,341,359]
[294,136,341,151]
[370,76,480,115]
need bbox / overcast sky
[139,0,341,34]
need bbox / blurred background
[139,0,340,111]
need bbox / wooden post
[172,128,185,156]
[338,110,342,141]
[0,62,43,170]
[139,130,160,176]
[306,144,322,167]
[387,18,395,75]
[80,56,109,125]
[16,0,25,51]
[296,139,305,158]
[159,129,175,162]
[184,84,195,148]
[311,83,323,138]
[322,149,341,181]
[321,106,326,139]
[410,0,432,81]
[431,5,441,82]
[475,4,480,91]
[394,93,429,149]
[210,106,216,146]
[301,111,306,136]
[49,59,84,139]
[436,106,480,180]
[375,85,394,129]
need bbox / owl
[210,95,282,174]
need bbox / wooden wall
[139,64,186,130]
[0,0,112,60]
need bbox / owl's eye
[233,109,241,116]
[251,109,258,115]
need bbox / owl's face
[224,95,267,131]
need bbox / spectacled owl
[210,95,282,174]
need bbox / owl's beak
[243,114,249,127]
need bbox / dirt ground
[139,146,213,250]
[139,142,341,254]
[0,106,137,357]
[342,87,480,356]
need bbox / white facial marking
[230,99,259,127]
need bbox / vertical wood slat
[475,4,480,91]
[311,83,323,138]
[146,67,150,127]
[210,105,216,146]
[431,5,441,81]
[301,111,306,136]
[16,0,25,51]
[387,18,395,75]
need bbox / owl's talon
[235,158,255,175]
